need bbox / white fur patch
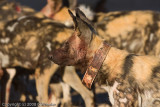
[149,33,154,42]
[0,52,9,67]
[18,15,27,21]
[33,53,40,61]
[129,39,142,51]
[137,90,142,107]
[24,20,31,25]
[138,90,155,107]
[122,42,127,47]
[7,22,18,32]
[0,37,10,43]
[119,97,127,103]
[6,68,16,79]
[24,62,32,68]
[101,81,120,105]
[46,42,52,51]
[78,5,95,21]
[64,20,73,27]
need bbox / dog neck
[81,35,111,88]
[86,35,104,64]
[81,35,129,87]
[99,47,129,86]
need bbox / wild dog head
[41,0,94,27]
[48,8,99,67]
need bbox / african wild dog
[0,10,94,107]
[49,8,160,107]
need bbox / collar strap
[82,42,111,89]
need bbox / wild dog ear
[48,0,62,13]
[68,8,97,44]
[68,0,77,9]
[68,9,77,29]
[76,17,93,44]
[75,8,97,44]
[75,8,94,27]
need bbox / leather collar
[82,42,111,89]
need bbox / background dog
[96,10,160,56]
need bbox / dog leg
[60,82,72,107]
[49,83,62,107]
[0,63,3,105]
[0,64,3,79]
[1,69,8,107]
[0,61,3,105]
[63,66,95,107]
[0,68,16,107]
[35,64,59,106]
[5,68,16,105]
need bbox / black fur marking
[94,11,130,23]
[128,76,135,85]
[144,12,160,54]
[152,66,160,78]
[95,66,111,85]
[122,54,137,79]
[0,15,69,73]
[96,23,106,31]
[151,65,160,89]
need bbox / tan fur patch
[34,12,45,18]
[53,7,72,24]
[97,11,153,38]
[25,36,38,51]
[86,35,103,61]
[102,47,128,82]
[132,56,159,83]
[53,29,73,44]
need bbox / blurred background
[11,0,160,12]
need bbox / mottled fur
[95,11,160,56]
[0,14,72,103]
[0,1,36,104]
[49,9,160,107]
[0,0,35,31]
[0,4,94,106]
[0,6,94,107]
